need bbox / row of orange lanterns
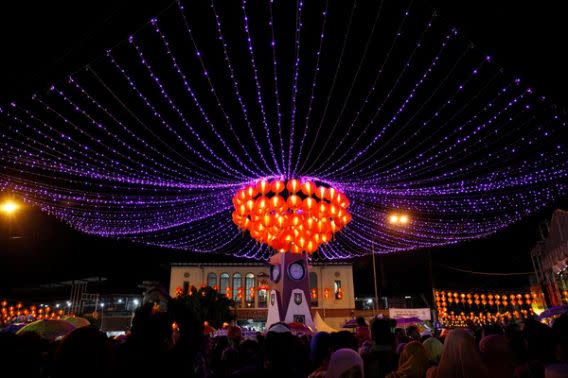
[435,291,536,307]
[434,290,537,300]
[436,298,531,307]
[175,285,271,297]
[232,179,351,254]
[174,285,343,302]
[311,288,342,300]
[440,309,532,325]
[1,301,67,325]
[439,308,533,319]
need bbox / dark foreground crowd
[2,306,568,378]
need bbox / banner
[388,307,431,321]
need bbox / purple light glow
[0,0,566,260]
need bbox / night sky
[0,0,567,300]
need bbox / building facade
[170,262,355,329]
[531,209,568,307]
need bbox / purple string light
[0,0,566,259]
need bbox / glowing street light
[1,200,20,215]
[388,212,410,225]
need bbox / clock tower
[266,252,314,329]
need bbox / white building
[170,261,356,329]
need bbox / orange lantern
[232,178,351,254]
[271,180,285,193]
[286,179,300,193]
[301,181,316,196]
[245,185,257,198]
[256,179,270,194]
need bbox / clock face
[288,261,306,280]
[270,265,281,282]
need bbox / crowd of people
[2,303,568,377]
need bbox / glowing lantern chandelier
[232,178,351,254]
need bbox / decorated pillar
[266,252,313,329]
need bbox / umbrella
[0,323,26,334]
[395,317,422,327]
[538,305,568,320]
[62,316,90,328]
[287,322,313,335]
[341,319,358,329]
[16,319,76,340]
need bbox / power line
[436,263,532,276]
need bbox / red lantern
[311,288,318,300]
[245,185,257,198]
[270,180,284,193]
[232,178,351,254]
[316,186,327,199]
[286,179,300,193]
[256,179,270,194]
[301,181,316,196]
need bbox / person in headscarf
[515,318,556,378]
[545,363,568,378]
[325,348,365,378]
[386,341,429,378]
[356,317,371,345]
[309,332,332,378]
[396,342,407,355]
[422,337,443,366]
[361,318,398,378]
[325,348,364,378]
[479,334,516,378]
[426,329,488,378]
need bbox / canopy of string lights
[0,0,566,260]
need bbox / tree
[168,286,234,330]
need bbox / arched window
[207,273,217,289]
[245,273,255,305]
[309,272,318,306]
[220,273,229,296]
[232,273,242,306]
[257,276,269,308]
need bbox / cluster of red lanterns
[232,178,352,253]
[441,309,534,327]
[434,290,539,327]
[176,285,269,301]
[1,301,66,326]
[435,290,535,308]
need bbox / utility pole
[372,242,379,316]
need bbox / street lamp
[388,212,410,225]
[371,212,412,316]
[1,199,20,215]
[1,199,22,239]
[0,199,20,215]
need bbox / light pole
[1,198,21,239]
[371,212,411,316]
[372,242,379,317]
[100,303,105,330]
